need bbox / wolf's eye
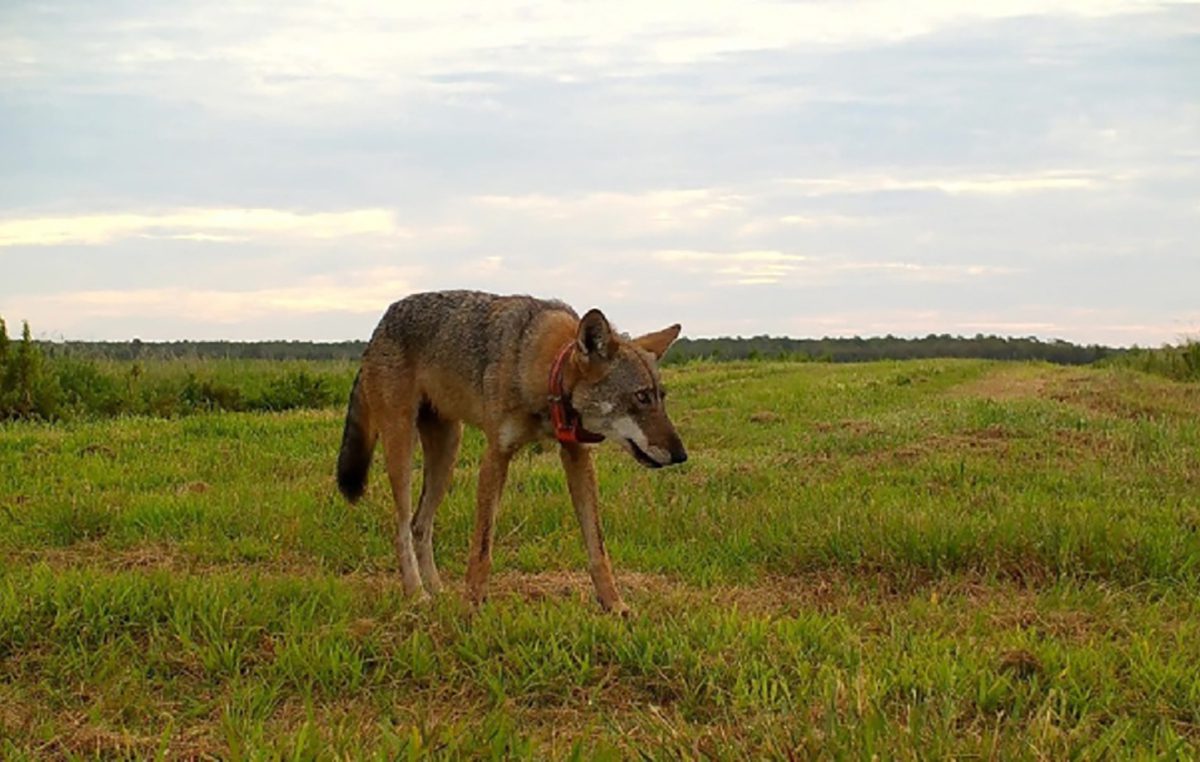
[635,390,653,406]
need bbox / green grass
[2,360,1199,758]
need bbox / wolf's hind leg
[377,396,426,599]
[413,407,462,595]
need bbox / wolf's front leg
[465,443,513,606]
[559,443,629,615]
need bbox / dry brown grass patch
[957,365,1200,422]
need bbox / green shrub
[54,357,128,417]
[254,369,333,411]
[181,372,245,412]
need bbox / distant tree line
[40,339,368,362]
[663,334,1118,365]
[40,333,1120,365]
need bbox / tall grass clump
[1108,340,1200,382]
[0,317,62,420]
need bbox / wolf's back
[374,290,574,388]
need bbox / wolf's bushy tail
[337,370,375,503]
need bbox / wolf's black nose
[663,430,687,465]
[669,439,688,465]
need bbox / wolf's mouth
[626,439,663,469]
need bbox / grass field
[2,359,1199,758]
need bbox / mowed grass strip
[2,360,1200,757]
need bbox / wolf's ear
[633,323,681,360]
[577,308,617,361]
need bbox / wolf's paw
[465,585,488,609]
[603,599,631,618]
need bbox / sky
[1,0,1198,346]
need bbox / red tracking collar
[548,342,605,445]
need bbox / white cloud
[735,213,869,238]
[958,321,1063,333]
[777,214,864,227]
[652,249,809,284]
[653,249,1018,285]
[6,267,421,327]
[470,189,876,244]
[473,189,746,226]
[780,170,1113,197]
[0,208,408,248]
[468,189,758,243]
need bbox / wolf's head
[568,309,688,468]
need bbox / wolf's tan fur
[337,290,686,613]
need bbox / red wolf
[337,290,687,614]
